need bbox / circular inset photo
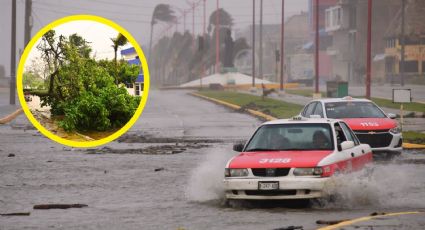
[17,15,150,148]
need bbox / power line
[33,1,153,17]
[32,6,151,24]
[79,0,156,9]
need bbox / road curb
[318,211,423,230]
[0,108,23,124]
[190,92,277,121]
[403,142,425,149]
[190,92,424,150]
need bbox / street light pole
[216,0,220,73]
[280,0,285,91]
[201,0,206,88]
[192,1,195,50]
[10,0,16,105]
[259,0,263,79]
[252,0,256,87]
[314,0,319,94]
[366,0,372,99]
[400,0,406,86]
[24,0,32,46]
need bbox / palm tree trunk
[148,23,154,63]
[114,47,118,85]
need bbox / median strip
[190,92,276,121]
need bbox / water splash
[321,162,425,209]
[186,146,236,202]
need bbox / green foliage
[69,33,92,58]
[151,4,176,25]
[58,87,141,132]
[402,131,425,144]
[37,30,141,132]
[23,72,46,89]
[98,59,139,85]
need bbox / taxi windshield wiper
[280,148,308,151]
[245,148,276,152]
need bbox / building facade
[121,47,144,96]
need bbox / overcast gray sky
[0,0,308,77]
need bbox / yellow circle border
[17,15,150,148]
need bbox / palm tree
[149,4,176,62]
[207,8,233,33]
[111,33,127,84]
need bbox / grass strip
[197,90,302,119]
[285,89,425,113]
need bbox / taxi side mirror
[339,141,354,151]
[387,113,397,119]
[233,143,245,152]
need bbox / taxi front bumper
[223,177,331,200]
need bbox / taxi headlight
[293,167,323,176]
[225,168,249,177]
[390,126,401,134]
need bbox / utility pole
[215,0,220,73]
[252,0,256,87]
[201,0,206,88]
[400,0,406,86]
[183,10,187,32]
[366,0,372,99]
[280,0,285,91]
[259,0,263,79]
[24,0,32,46]
[314,0,319,94]
[187,0,196,50]
[10,0,16,105]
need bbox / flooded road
[1,90,425,230]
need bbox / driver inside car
[269,132,290,150]
[312,130,331,149]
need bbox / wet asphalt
[1,90,425,230]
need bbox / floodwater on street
[1,90,425,230]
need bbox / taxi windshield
[325,101,387,119]
[245,123,334,151]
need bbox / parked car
[300,97,402,157]
[223,116,372,200]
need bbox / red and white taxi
[224,117,372,200]
[300,97,402,156]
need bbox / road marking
[317,211,423,230]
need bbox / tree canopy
[32,30,140,132]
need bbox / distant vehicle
[300,97,402,157]
[223,116,372,200]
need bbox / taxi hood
[342,118,397,131]
[228,150,334,168]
